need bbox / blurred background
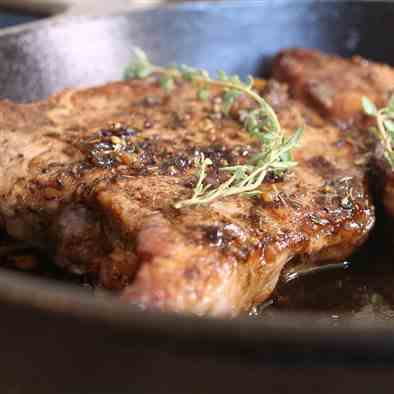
[0,0,175,25]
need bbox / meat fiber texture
[0,73,374,316]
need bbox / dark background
[0,10,40,28]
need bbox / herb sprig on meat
[362,96,394,169]
[125,48,303,208]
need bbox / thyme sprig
[175,129,302,208]
[362,96,394,169]
[125,48,303,208]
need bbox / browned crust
[0,75,375,316]
[273,48,394,221]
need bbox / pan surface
[1,1,394,393]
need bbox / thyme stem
[362,96,394,169]
[125,48,303,208]
[149,64,282,135]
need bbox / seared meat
[272,48,394,126]
[273,48,394,216]
[0,75,374,316]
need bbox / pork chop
[273,48,394,216]
[0,75,374,316]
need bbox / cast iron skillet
[1,2,394,393]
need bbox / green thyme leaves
[362,96,378,117]
[174,128,303,208]
[178,154,213,207]
[159,74,175,92]
[125,48,303,208]
[197,88,210,101]
[123,47,154,80]
[362,96,394,169]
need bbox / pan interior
[0,0,394,335]
[0,1,393,102]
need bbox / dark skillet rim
[1,0,393,39]
[3,268,394,365]
[1,0,394,364]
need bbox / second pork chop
[273,48,394,217]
